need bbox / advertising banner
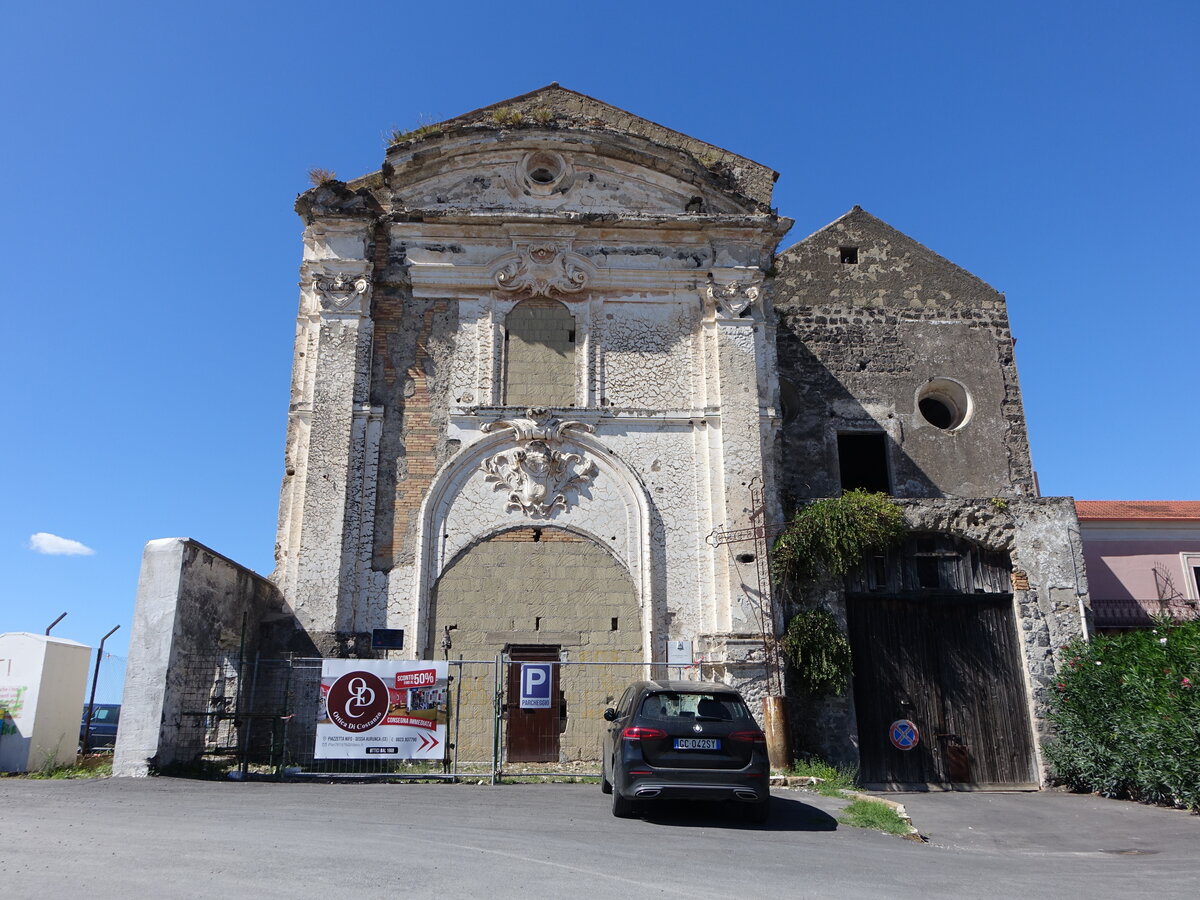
[315,660,448,759]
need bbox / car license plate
[674,738,720,750]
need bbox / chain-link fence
[166,654,702,780]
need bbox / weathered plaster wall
[114,539,284,777]
[372,84,778,210]
[275,119,790,710]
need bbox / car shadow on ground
[631,794,838,832]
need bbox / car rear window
[638,692,749,722]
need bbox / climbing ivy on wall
[773,490,906,697]
[781,608,854,697]
[772,489,907,585]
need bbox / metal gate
[168,654,696,781]
[847,593,1038,789]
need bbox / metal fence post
[452,654,464,780]
[491,654,501,785]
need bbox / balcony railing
[1092,597,1199,629]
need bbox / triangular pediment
[427,84,777,206]
[773,207,1002,306]
[332,85,777,218]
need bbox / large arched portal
[429,526,641,763]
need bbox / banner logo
[327,670,390,732]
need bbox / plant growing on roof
[386,116,443,146]
[772,489,906,585]
[307,168,338,186]
[491,107,523,126]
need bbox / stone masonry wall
[429,527,641,762]
[371,288,459,573]
[771,207,1035,506]
[504,298,576,407]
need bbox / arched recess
[504,298,576,407]
[427,525,641,658]
[428,524,642,764]
[408,423,658,662]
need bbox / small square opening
[839,246,859,265]
[837,432,891,494]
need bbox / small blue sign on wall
[519,663,553,709]
[889,719,920,750]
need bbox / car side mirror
[603,708,617,721]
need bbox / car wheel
[611,789,636,818]
[743,797,770,824]
[600,757,613,795]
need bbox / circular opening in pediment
[521,151,571,194]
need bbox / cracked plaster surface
[601,302,698,409]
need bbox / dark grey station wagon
[601,680,770,822]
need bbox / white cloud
[29,532,95,556]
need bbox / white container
[0,633,91,772]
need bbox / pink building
[1076,501,1200,630]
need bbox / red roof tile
[1076,500,1200,520]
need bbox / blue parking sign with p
[519,663,553,709]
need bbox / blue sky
[3,1,1196,700]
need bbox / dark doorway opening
[838,432,891,493]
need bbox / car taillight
[621,726,668,741]
[729,730,766,744]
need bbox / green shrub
[782,608,853,697]
[1044,619,1200,810]
[772,489,906,585]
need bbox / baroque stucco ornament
[313,273,370,312]
[492,244,592,298]
[480,408,597,518]
[706,268,763,318]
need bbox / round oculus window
[916,377,972,430]
[520,150,571,194]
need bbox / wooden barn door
[848,594,1037,789]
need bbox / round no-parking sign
[889,719,919,750]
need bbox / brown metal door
[848,594,1037,788]
[505,646,561,763]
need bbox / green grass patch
[789,757,859,796]
[838,799,911,835]
[25,759,112,780]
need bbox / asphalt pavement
[0,777,1195,899]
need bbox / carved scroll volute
[491,243,593,298]
[705,267,764,319]
[479,408,598,518]
[313,273,371,315]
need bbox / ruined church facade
[117,86,1088,786]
